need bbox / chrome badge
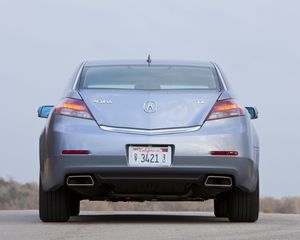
[144,101,157,113]
[93,99,112,104]
[196,99,205,104]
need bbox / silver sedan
[38,59,259,222]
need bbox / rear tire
[214,197,227,218]
[39,180,70,222]
[227,180,259,222]
[70,195,80,217]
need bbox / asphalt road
[0,210,300,240]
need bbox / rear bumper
[41,155,258,194]
[40,115,259,197]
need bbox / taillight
[207,99,245,121]
[55,98,93,120]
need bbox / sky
[0,0,299,197]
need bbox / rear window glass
[79,66,220,90]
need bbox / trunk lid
[79,90,221,129]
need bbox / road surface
[0,210,300,240]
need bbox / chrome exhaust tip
[66,175,94,186]
[204,176,232,187]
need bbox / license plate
[128,146,172,167]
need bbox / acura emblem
[144,101,157,113]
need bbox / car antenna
[146,54,152,67]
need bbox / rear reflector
[210,151,238,156]
[62,150,90,155]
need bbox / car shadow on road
[69,212,230,224]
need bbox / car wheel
[214,197,228,218]
[227,180,259,222]
[70,195,80,217]
[39,179,71,222]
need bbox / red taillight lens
[55,98,93,120]
[207,99,245,121]
[211,151,238,156]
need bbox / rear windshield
[79,66,220,90]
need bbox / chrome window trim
[99,125,201,135]
[210,62,228,91]
[72,61,87,90]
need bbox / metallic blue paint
[39,60,259,201]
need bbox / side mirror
[38,105,54,118]
[245,107,258,120]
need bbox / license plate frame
[128,145,172,167]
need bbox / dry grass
[0,178,38,210]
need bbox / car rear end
[39,60,259,222]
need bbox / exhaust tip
[205,176,232,187]
[66,175,94,186]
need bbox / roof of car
[84,59,215,67]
